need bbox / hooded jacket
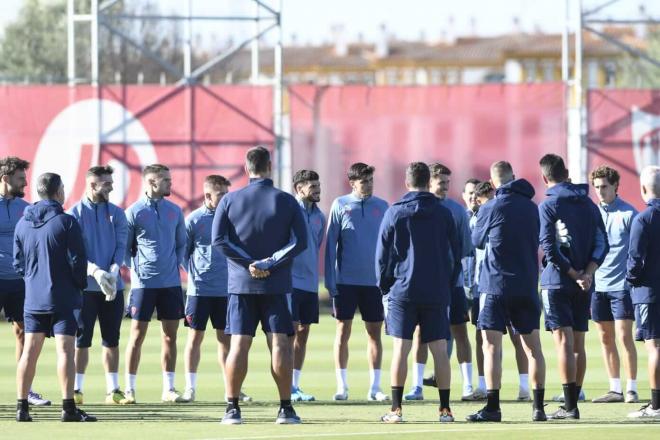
[325,193,388,295]
[0,196,28,280]
[539,182,609,290]
[185,204,228,297]
[472,179,540,297]
[68,198,128,292]
[13,199,87,313]
[595,196,637,292]
[376,191,459,305]
[292,199,326,293]
[627,198,660,304]
[212,178,308,295]
[125,195,186,289]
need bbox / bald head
[490,161,514,188]
[640,165,660,203]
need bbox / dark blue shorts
[127,287,184,321]
[225,293,294,337]
[332,284,384,322]
[591,290,634,322]
[478,293,541,335]
[290,289,319,325]
[385,298,450,343]
[0,279,25,322]
[75,291,124,348]
[24,311,78,337]
[450,286,469,325]
[542,286,590,332]
[184,296,228,331]
[635,303,660,341]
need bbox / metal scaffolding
[562,0,659,182]
[66,0,284,208]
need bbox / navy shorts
[0,279,25,322]
[290,289,319,325]
[449,286,470,325]
[24,311,78,337]
[478,293,541,335]
[75,291,124,348]
[386,298,450,343]
[332,284,384,322]
[591,290,634,322]
[542,286,590,332]
[127,287,184,321]
[184,296,228,331]
[635,303,660,341]
[226,293,294,337]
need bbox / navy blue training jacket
[13,199,87,313]
[538,182,609,290]
[627,198,660,304]
[472,179,539,297]
[375,191,459,305]
[212,178,308,295]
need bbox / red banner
[0,85,274,211]
[587,89,660,210]
[289,84,567,214]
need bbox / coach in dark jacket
[467,161,546,423]
[13,173,95,423]
[211,146,307,425]
[625,166,660,419]
[375,162,458,423]
[538,154,608,420]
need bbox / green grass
[0,300,657,439]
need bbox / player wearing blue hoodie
[179,174,251,404]
[0,156,50,407]
[68,166,128,406]
[626,166,660,419]
[14,173,96,423]
[466,161,546,423]
[123,164,187,404]
[377,162,459,424]
[538,154,609,420]
[212,146,308,425]
[325,162,389,402]
[413,163,475,402]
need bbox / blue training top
[595,196,637,292]
[185,204,228,297]
[324,193,388,296]
[125,195,186,289]
[0,196,29,280]
[68,198,128,292]
[292,198,326,294]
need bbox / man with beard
[124,164,187,403]
[0,157,50,407]
[290,170,325,402]
[68,165,129,405]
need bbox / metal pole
[67,0,75,86]
[183,0,192,81]
[251,0,260,84]
[576,0,586,183]
[273,0,284,187]
[91,0,101,166]
[562,0,569,82]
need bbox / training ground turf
[0,300,657,439]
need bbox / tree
[617,27,660,89]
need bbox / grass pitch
[0,299,657,439]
